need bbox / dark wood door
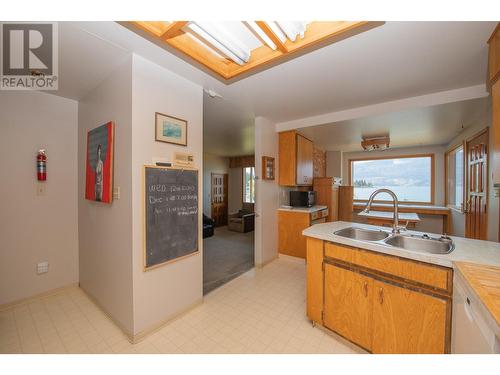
[211,173,228,227]
[465,129,489,240]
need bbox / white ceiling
[298,96,492,152]
[203,92,255,157]
[45,22,131,100]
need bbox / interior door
[465,129,489,240]
[371,279,448,354]
[211,173,228,227]
[324,263,373,351]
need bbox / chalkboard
[143,165,199,270]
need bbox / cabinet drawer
[325,242,452,292]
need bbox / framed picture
[155,112,187,146]
[85,121,114,203]
[262,156,275,180]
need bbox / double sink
[334,226,455,254]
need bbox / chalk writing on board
[144,167,198,269]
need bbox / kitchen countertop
[358,210,420,222]
[302,221,500,269]
[278,205,328,213]
[353,202,450,212]
[454,262,500,329]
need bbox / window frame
[348,153,435,205]
[445,142,466,213]
[242,166,255,204]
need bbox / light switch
[37,262,49,274]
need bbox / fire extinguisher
[37,149,47,181]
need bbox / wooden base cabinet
[324,264,373,351]
[307,240,452,354]
[371,279,448,354]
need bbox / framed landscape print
[155,112,187,146]
[85,121,114,203]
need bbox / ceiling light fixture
[244,21,277,50]
[266,22,287,43]
[204,88,223,99]
[276,21,307,42]
[361,136,390,151]
[189,22,251,65]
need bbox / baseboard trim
[79,284,135,341]
[255,254,278,268]
[278,253,306,264]
[0,283,79,312]
[131,298,203,344]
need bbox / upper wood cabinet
[279,130,314,186]
[493,81,500,187]
[490,24,500,186]
[488,23,500,85]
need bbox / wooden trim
[0,283,79,312]
[126,21,383,82]
[160,21,188,40]
[348,153,436,205]
[142,165,200,272]
[444,142,466,211]
[255,21,288,53]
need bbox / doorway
[465,128,489,240]
[211,173,228,226]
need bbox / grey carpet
[203,226,255,295]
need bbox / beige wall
[254,117,279,266]
[228,167,243,214]
[0,91,79,305]
[326,150,342,178]
[131,55,203,335]
[342,145,447,233]
[445,106,497,241]
[78,56,134,333]
[203,153,229,217]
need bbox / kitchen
[275,23,500,354]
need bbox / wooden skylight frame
[124,21,383,83]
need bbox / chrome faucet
[362,188,403,234]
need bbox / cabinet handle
[378,288,384,304]
[363,282,368,297]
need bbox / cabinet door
[278,131,297,186]
[372,279,448,354]
[296,134,313,185]
[493,81,500,186]
[324,264,373,351]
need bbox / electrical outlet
[37,262,49,275]
[113,186,120,199]
[36,183,46,196]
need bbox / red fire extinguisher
[37,149,47,181]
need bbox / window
[445,145,464,210]
[350,154,434,204]
[243,167,255,203]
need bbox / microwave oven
[289,191,316,208]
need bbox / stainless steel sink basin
[334,227,390,242]
[384,233,454,254]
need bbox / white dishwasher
[452,273,500,354]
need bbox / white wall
[0,91,79,305]
[228,167,243,214]
[131,54,203,335]
[78,56,134,333]
[342,145,446,233]
[254,117,279,266]
[203,153,229,217]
